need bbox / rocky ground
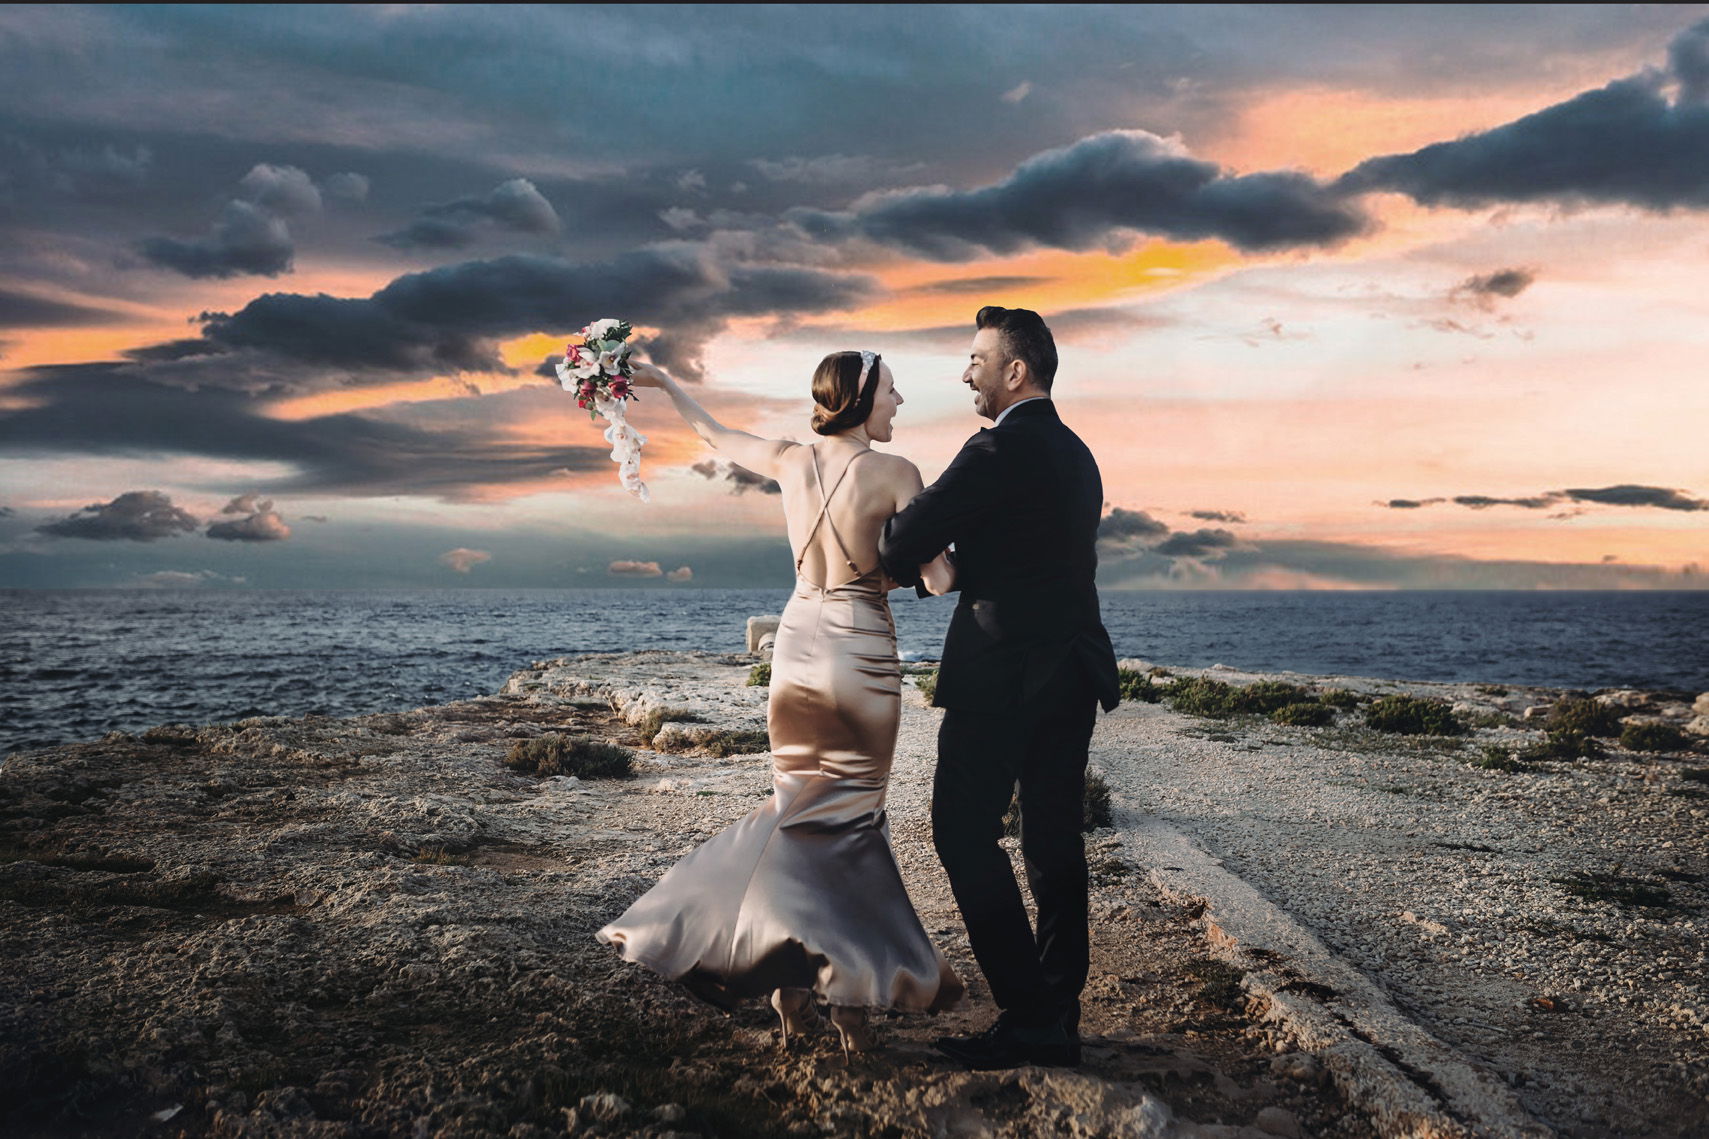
[0,650,1704,1138]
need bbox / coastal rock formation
[2,651,1704,1138]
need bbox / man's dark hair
[975,306,1057,392]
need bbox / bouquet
[556,318,649,502]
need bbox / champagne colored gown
[597,448,964,1012]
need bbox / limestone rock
[1694,693,1709,716]
[1685,715,1709,738]
[746,615,781,653]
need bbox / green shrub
[1471,745,1533,773]
[747,662,771,687]
[1319,689,1363,710]
[1546,697,1624,738]
[1163,676,1240,717]
[1522,728,1605,761]
[504,733,634,779]
[698,729,771,758]
[915,669,939,703]
[1083,770,1113,830]
[1620,722,1689,753]
[1363,695,1467,736]
[1231,681,1316,714]
[1271,702,1334,727]
[1117,667,1161,703]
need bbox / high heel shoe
[770,988,813,1052]
[829,1006,876,1064]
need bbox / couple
[597,306,1120,1069]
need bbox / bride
[596,350,964,1058]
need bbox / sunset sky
[2,4,1707,589]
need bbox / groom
[879,306,1120,1068]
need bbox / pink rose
[576,397,588,409]
[609,379,630,398]
[579,380,596,395]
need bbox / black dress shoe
[935,1010,1081,1070]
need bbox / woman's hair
[810,350,882,436]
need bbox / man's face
[962,327,1010,421]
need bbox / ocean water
[2,588,1705,756]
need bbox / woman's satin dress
[597,451,963,1013]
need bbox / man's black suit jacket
[879,398,1120,715]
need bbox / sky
[1,3,1707,590]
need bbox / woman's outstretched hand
[629,361,671,389]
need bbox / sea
[3,589,1706,756]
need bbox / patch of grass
[1476,685,1510,697]
[1469,745,1535,773]
[697,729,771,758]
[1547,697,1624,738]
[1620,722,1690,753]
[1363,695,1467,736]
[746,662,771,687]
[412,846,474,866]
[1523,728,1604,761]
[504,733,634,779]
[1319,689,1363,710]
[1117,667,1161,703]
[634,706,707,745]
[1233,681,1318,714]
[1271,701,1334,727]
[915,668,939,703]
[1002,769,1113,837]
[1552,869,1673,909]
[1083,769,1113,830]
[1163,676,1239,717]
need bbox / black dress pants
[932,676,1099,1025]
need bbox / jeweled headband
[849,350,882,423]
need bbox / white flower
[584,318,622,340]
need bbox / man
[878,305,1120,1069]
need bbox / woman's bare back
[777,442,916,589]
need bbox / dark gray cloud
[785,303,1169,355]
[792,131,1370,261]
[376,178,560,250]
[0,363,611,501]
[138,199,296,279]
[903,275,1053,297]
[690,459,781,496]
[1097,507,1170,547]
[1187,509,1247,523]
[1453,493,1563,510]
[1564,484,1709,511]
[183,246,876,383]
[36,490,199,541]
[1152,528,1241,559]
[1381,485,1708,513]
[0,288,126,329]
[1451,267,1535,309]
[323,171,370,202]
[1340,21,1709,211]
[136,162,332,279]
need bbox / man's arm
[879,431,1001,589]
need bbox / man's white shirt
[993,396,1046,427]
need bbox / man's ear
[1006,357,1028,391]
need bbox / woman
[596,350,963,1059]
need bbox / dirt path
[1090,663,1708,1139]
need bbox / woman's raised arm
[630,361,794,480]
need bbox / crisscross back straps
[796,446,872,587]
